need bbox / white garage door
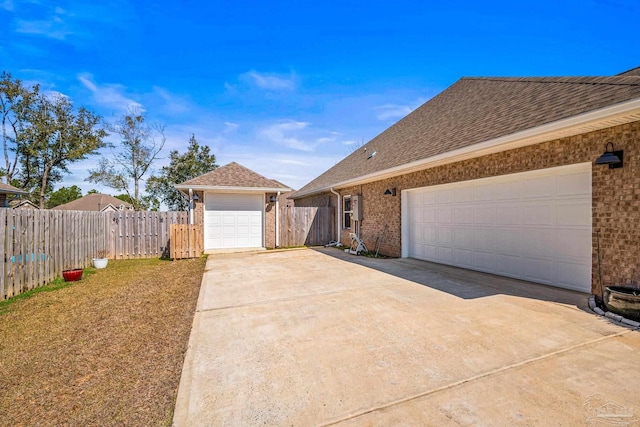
[204,193,263,249]
[403,163,592,292]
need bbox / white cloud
[15,17,72,40]
[152,86,189,114]
[373,103,414,120]
[260,120,317,152]
[223,122,239,133]
[78,73,144,113]
[242,70,296,90]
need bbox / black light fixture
[192,193,199,201]
[269,195,277,202]
[384,188,397,196]
[595,142,623,169]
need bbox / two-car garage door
[204,193,263,249]
[404,164,592,292]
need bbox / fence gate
[170,224,203,259]
[279,206,334,247]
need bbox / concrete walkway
[173,248,640,426]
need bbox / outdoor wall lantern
[595,142,623,169]
[269,195,277,202]
[192,193,199,201]
[384,188,397,196]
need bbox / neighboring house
[175,162,292,250]
[9,199,39,210]
[0,182,28,208]
[292,66,640,296]
[52,193,134,212]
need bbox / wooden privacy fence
[170,224,203,259]
[1,209,189,300]
[106,211,188,259]
[279,206,334,247]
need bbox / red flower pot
[62,269,83,282]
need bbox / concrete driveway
[173,248,640,426]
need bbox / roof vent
[367,151,377,159]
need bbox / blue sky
[1,0,638,194]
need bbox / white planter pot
[92,258,108,269]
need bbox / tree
[88,110,165,210]
[0,71,39,183]
[47,185,83,208]
[19,94,108,208]
[145,134,218,211]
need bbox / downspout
[275,191,281,248]
[330,188,341,243]
[188,188,194,225]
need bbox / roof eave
[174,184,292,193]
[0,188,28,196]
[292,97,640,199]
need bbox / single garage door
[204,193,263,249]
[404,163,592,292]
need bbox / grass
[0,256,206,426]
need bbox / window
[343,195,352,229]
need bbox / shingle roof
[0,182,27,195]
[618,66,640,77]
[293,72,640,198]
[52,193,133,211]
[178,162,291,190]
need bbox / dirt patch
[0,256,206,426]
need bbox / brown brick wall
[193,191,204,224]
[296,121,640,295]
[265,193,276,248]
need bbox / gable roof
[9,199,39,209]
[293,71,640,198]
[0,182,27,195]
[176,162,292,192]
[52,193,133,211]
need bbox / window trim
[343,195,352,229]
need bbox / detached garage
[176,162,291,251]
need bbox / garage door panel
[495,228,525,254]
[473,251,495,272]
[556,229,591,259]
[523,175,555,199]
[556,261,592,291]
[406,164,591,292]
[454,227,473,247]
[437,207,453,223]
[557,171,591,196]
[496,254,522,276]
[454,248,474,268]
[473,228,494,252]
[523,258,554,284]
[437,246,453,263]
[454,206,473,224]
[437,227,453,245]
[523,203,554,225]
[557,201,591,226]
[494,203,520,225]
[495,181,521,200]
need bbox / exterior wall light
[384,188,397,196]
[595,142,623,169]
